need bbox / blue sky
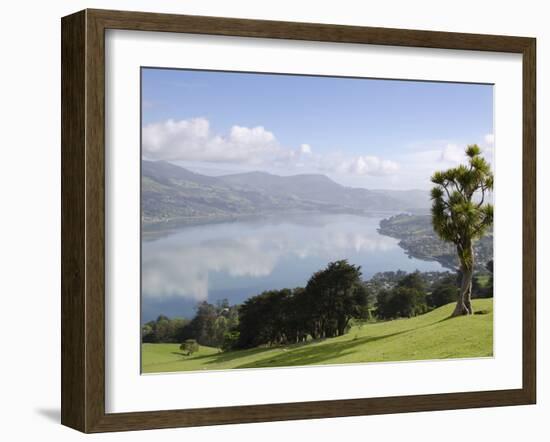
[141,68,494,190]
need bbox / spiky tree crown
[430,145,494,254]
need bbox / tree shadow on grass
[237,331,411,368]
[171,351,185,357]
[159,346,276,366]
[171,351,206,357]
[165,308,489,369]
[208,312,465,369]
[435,307,493,325]
[435,315,455,324]
[202,330,410,369]
[191,346,276,365]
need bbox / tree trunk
[452,243,475,317]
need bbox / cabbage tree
[431,145,493,316]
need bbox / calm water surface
[141,214,443,322]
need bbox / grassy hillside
[141,160,430,227]
[142,299,493,374]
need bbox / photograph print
[140,68,494,374]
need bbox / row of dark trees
[142,316,188,343]
[375,263,493,320]
[143,259,493,348]
[142,299,238,348]
[236,260,370,348]
[143,260,371,350]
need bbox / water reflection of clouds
[142,216,398,300]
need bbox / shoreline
[377,213,492,272]
[142,209,404,240]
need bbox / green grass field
[142,299,493,374]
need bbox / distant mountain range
[142,160,430,227]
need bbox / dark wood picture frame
[61,8,536,433]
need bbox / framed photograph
[61,9,536,433]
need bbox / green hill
[141,160,430,227]
[142,298,493,374]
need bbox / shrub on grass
[180,339,199,356]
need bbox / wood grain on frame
[61,9,86,431]
[61,8,536,433]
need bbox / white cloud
[142,118,285,164]
[440,143,465,164]
[143,117,400,179]
[481,134,495,166]
[439,141,494,168]
[391,138,495,190]
[335,155,399,176]
[300,143,312,154]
